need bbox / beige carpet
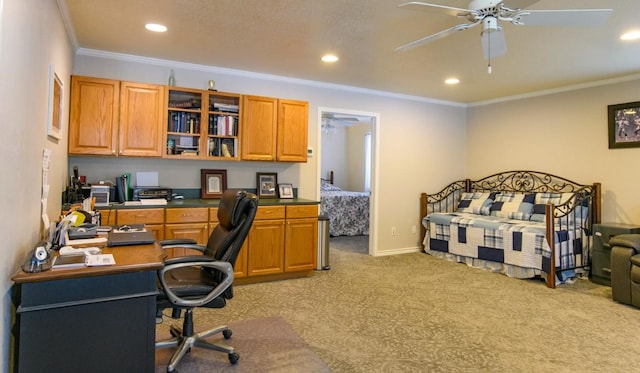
[155,316,331,372]
[157,235,640,372]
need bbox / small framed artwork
[47,64,63,140]
[278,183,294,199]
[256,172,278,198]
[608,101,640,149]
[201,169,227,199]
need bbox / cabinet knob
[112,149,116,154]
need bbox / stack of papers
[140,199,167,205]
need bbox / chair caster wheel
[223,329,233,339]
[228,352,240,364]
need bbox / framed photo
[278,183,294,199]
[201,169,227,199]
[608,101,640,149]
[47,64,63,140]
[256,172,278,198]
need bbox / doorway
[317,107,379,256]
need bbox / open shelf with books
[166,89,203,158]
[164,88,241,160]
[207,92,240,160]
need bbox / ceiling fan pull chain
[487,30,492,74]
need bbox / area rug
[155,316,332,373]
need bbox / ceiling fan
[395,0,612,72]
[321,113,362,134]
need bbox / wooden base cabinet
[247,207,286,276]
[285,205,318,272]
[165,208,209,257]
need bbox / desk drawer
[117,209,164,225]
[165,208,209,223]
[286,204,318,219]
[255,206,285,220]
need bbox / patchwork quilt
[422,212,585,276]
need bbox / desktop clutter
[21,206,155,273]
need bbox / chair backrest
[204,189,258,297]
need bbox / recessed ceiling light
[445,78,460,85]
[321,54,339,63]
[145,23,167,32]
[621,30,640,41]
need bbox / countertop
[95,197,319,210]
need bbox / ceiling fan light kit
[396,0,612,73]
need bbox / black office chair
[156,189,258,372]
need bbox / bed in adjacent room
[320,171,370,237]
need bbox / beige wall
[467,78,640,223]
[0,0,74,370]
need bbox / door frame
[317,107,380,256]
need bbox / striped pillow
[456,192,498,215]
[490,193,535,220]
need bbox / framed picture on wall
[201,169,227,199]
[256,172,278,198]
[608,101,640,149]
[47,64,63,140]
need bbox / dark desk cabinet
[11,244,164,373]
[591,223,640,286]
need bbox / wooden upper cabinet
[241,96,308,162]
[119,82,165,156]
[277,99,309,162]
[241,95,277,161]
[68,76,164,157]
[68,76,120,155]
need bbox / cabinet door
[119,82,165,157]
[285,217,318,272]
[277,99,308,162]
[247,219,285,276]
[241,95,277,161]
[165,223,209,257]
[68,76,120,155]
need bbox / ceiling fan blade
[481,28,507,60]
[398,1,472,17]
[515,9,612,26]
[502,0,540,10]
[395,22,479,51]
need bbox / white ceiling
[62,0,640,104]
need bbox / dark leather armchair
[609,233,640,308]
[156,189,258,372]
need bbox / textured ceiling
[63,0,640,104]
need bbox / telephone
[21,240,53,273]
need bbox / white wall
[321,126,348,188]
[73,52,468,254]
[467,78,640,224]
[0,1,74,371]
[346,123,371,192]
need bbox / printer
[132,187,172,201]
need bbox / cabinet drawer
[255,206,285,220]
[117,209,164,225]
[209,207,219,222]
[165,208,209,223]
[286,204,318,219]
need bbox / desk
[11,243,165,373]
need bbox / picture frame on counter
[201,169,227,199]
[256,172,278,198]
[278,183,294,199]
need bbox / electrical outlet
[412,225,417,234]
[391,227,397,236]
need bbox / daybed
[320,171,370,237]
[420,171,601,288]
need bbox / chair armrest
[610,234,640,253]
[158,260,234,308]
[159,238,198,246]
[159,242,206,254]
[163,255,215,266]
